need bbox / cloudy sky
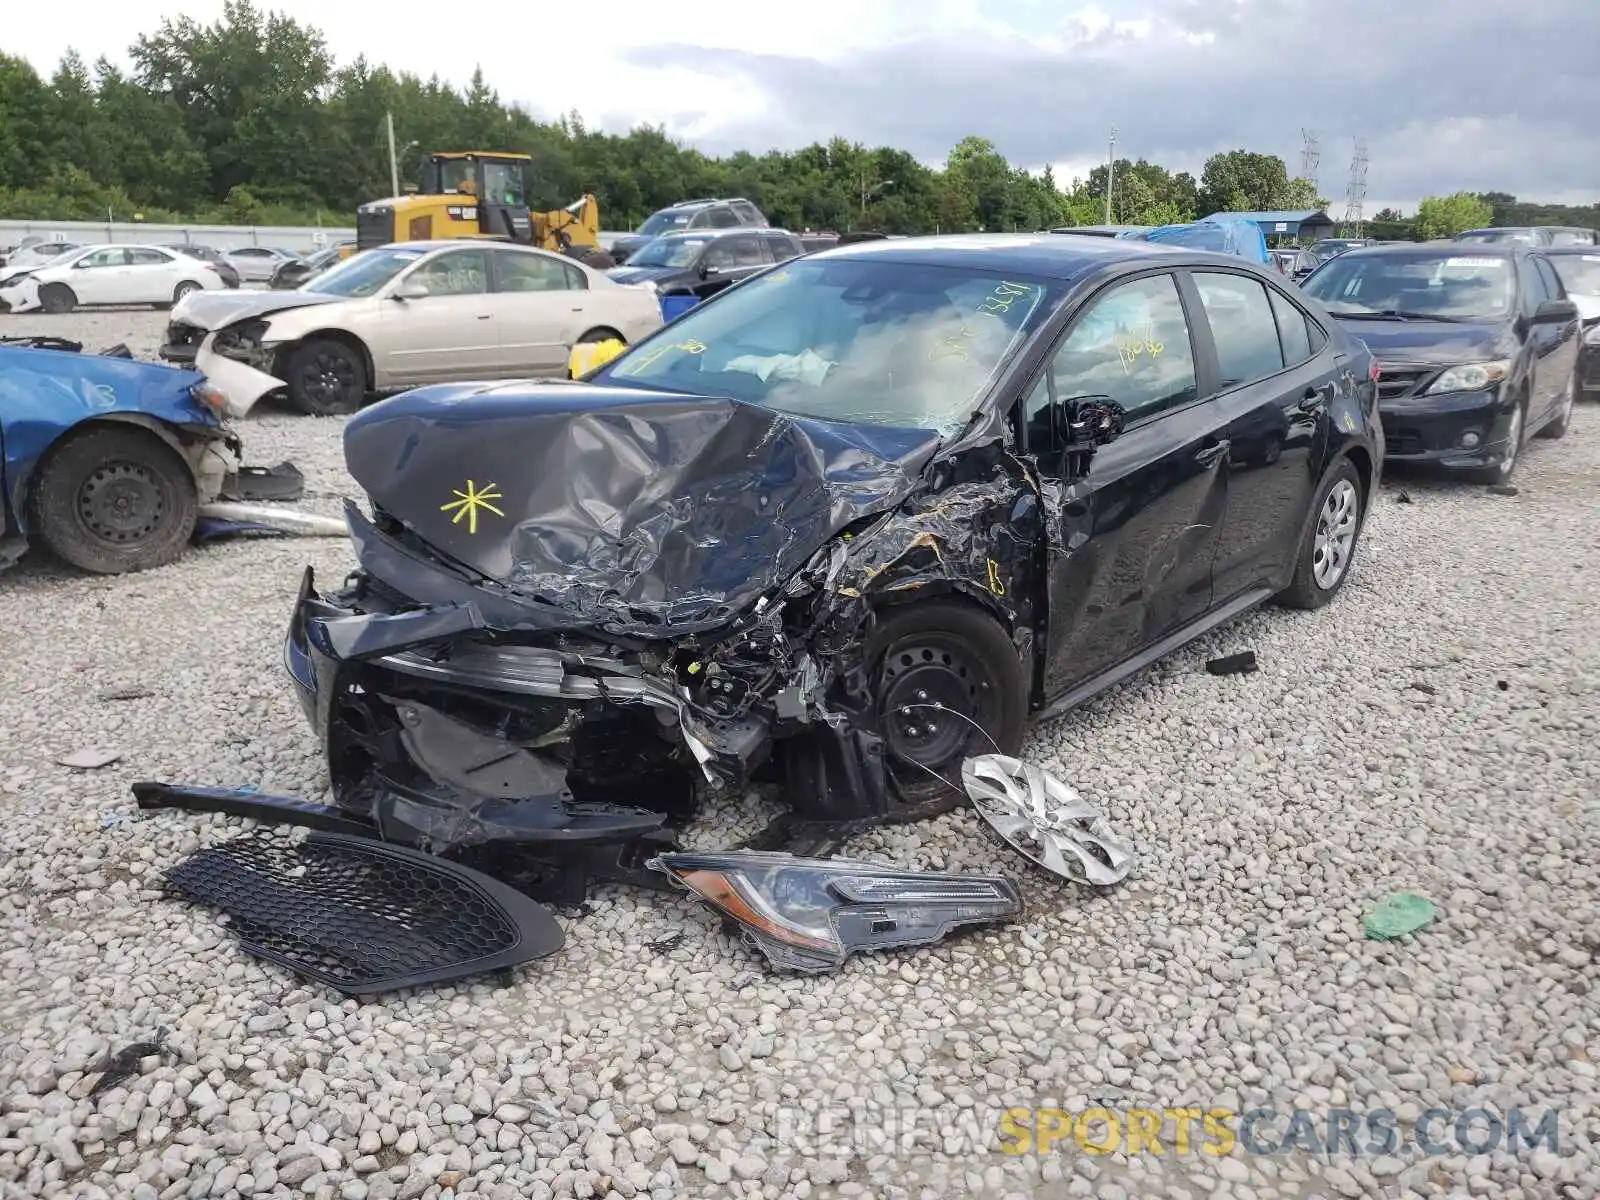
[9,0,1598,212]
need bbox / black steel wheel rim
[77,460,165,544]
[878,633,998,774]
[301,351,357,407]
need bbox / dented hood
[171,288,347,331]
[342,381,941,631]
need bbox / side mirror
[699,262,719,279]
[392,279,430,301]
[1532,299,1577,324]
[1045,394,1125,480]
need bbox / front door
[377,248,499,384]
[1030,271,1232,697]
[70,248,133,304]
[1531,254,1580,420]
[1187,269,1337,602]
[692,235,769,300]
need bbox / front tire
[29,427,198,574]
[863,599,1027,808]
[1537,373,1575,440]
[1469,397,1525,483]
[1277,458,1365,610]
[283,338,365,416]
[39,283,76,314]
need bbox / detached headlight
[649,851,1022,973]
[1423,359,1511,395]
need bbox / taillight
[1369,360,1381,384]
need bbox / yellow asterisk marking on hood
[439,479,505,535]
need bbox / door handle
[1194,439,1231,467]
[1298,385,1331,412]
[570,306,584,312]
[475,314,492,320]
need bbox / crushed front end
[278,381,1049,896]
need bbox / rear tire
[1276,458,1365,610]
[863,599,1027,807]
[39,284,76,314]
[283,338,366,416]
[29,426,197,574]
[577,327,623,344]
[173,280,202,304]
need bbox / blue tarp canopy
[1139,215,1271,265]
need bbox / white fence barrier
[0,219,630,255]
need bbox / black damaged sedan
[283,235,1381,894]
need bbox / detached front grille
[1376,365,1433,402]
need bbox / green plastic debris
[1365,892,1437,940]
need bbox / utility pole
[1340,137,1369,237]
[387,111,400,198]
[1104,127,1117,225]
[1299,128,1321,197]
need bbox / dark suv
[609,198,770,264]
[606,228,805,301]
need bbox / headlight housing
[212,319,272,357]
[1583,322,1600,347]
[1423,360,1511,395]
[649,851,1022,972]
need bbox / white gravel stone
[1,306,1597,1200]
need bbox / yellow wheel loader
[355,151,600,253]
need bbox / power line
[1340,137,1368,237]
[1299,128,1320,194]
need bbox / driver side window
[703,240,738,270]
[1023,273,1197,448]
[81,249,128,269]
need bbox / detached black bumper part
[160,829,565,996]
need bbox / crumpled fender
[196,332,286,418]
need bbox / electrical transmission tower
[1299,128,1320,195]
[1340,138,1369,237]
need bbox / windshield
[628,237,710,268]
[593,257,1060,434]
[638,209,696,236]
[304,248,425,297]
[1550,254,1600,296]
[1303,252,1514,320]
[482,161,525,207]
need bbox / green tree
[1414,192,1494,239]
[1198,150,1294,214]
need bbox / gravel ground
[2,308,1597,1200]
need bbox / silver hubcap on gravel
[1312,479,1359,591]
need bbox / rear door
[1027,270,1232,696]
[488,248,590,376]
[124,247,184,303]
[1186,269,1340,603]
[377,247,498,384]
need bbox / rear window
[1549,254,1600,296]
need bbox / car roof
[370,240,560,255]
[802,231,1195,279]
[1542,244,1600,256]
[653,227,796,242]
[1326,242,1521,260]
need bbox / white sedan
[163,241,666,415]
[224,246,301,283]
[0,244,230,314]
